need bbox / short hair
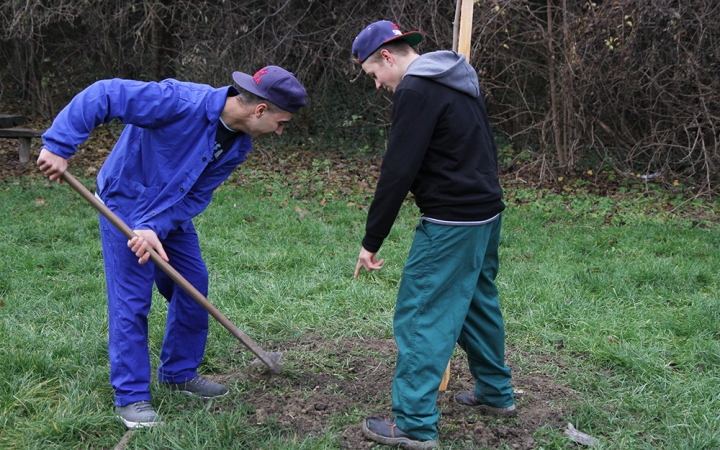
[365,40,417,64]
[237,89,282,113]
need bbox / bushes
[1,0,718,189]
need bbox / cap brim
[386,31,423,48]
[232,71,264,98]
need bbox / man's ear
[380,48,394,65]
[254,103,268,117]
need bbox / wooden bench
[0,114,46,163]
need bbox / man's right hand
[37,148,68,182]
[128,230,169,265]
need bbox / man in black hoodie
[351,20,516,449]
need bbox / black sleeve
[362,85,439,252]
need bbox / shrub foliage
[1,0,718,188]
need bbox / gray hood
[404,50,480,97]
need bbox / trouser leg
[100,212,155,407]
[154,223,209,384]
[392,218,511,440]
[456,216,514,407]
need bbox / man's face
[361,57,403,93]
[249,108,294,139]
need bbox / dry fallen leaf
[35,196,48,207]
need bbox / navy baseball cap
[352,20,423,63]
[232,66,306,113]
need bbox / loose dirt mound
[206,335,577,449]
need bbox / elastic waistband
[421,213,500,226]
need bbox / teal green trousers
[391,216,514,440]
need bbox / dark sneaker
[361,417,437,449]
[166,376,228,398]
[455,391,517,417]
[114,401,161,428]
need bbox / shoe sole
[456,396,517,417]
[178,389,229,399]
[117,416,162,428]
[361,420,437,450]
[468,404,517,417]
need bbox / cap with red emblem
[232,66,306,113]
[352,20,423,64]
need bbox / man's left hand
[354,246,384,278]
[128,230,169,265]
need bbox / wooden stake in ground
[439,361,451,391]
[456,0,474,61]
[441,0,475,392]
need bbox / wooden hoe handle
[61,170,282,374]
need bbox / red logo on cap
[253,68,268,84]
[391,23,400,31]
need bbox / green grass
[1,176,720,448]
[500,188,720,449]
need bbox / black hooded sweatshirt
[362,50,505,253]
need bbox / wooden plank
[457,0,474,61]
[0,128,45,163]
[0,128,45,138]
[0,114,27,128]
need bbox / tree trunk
[152,0,177,80]
[546,0,565,167]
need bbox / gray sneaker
[114,401,161,428]
[166,376,228,398]
[455,391,517,417]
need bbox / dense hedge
[1,0,718,189]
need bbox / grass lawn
[1,169,719,449]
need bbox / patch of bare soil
[206,335,576,449]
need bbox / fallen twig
[564,423,599,446]
[113,429,134,450]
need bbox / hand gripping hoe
[61,171,283,375]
